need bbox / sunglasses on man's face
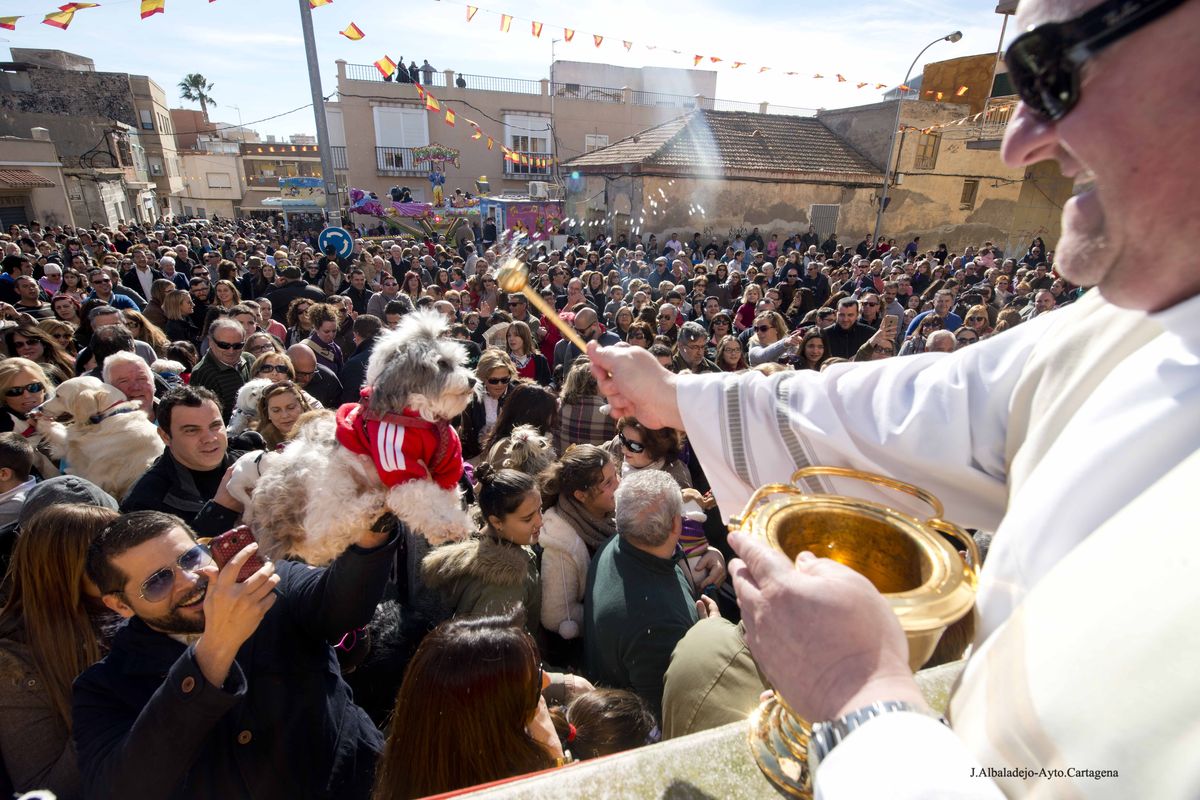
[618,433,646,454]
[1004,0,1185,122]
[5,382,44,397]
[136,544,212,603]
[212,339,245,351]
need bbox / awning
[0,169,56,189]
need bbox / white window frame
[372,107,430,149]
[206,172,232,189]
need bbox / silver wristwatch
[807,701,941,779]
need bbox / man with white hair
[925,329,956,354]
[188,319,250,423]
[103,351,156,417]
[158,255,188,290]
[584,470,719,720]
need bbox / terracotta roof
[0,169,56,189]
[567,110,881,180]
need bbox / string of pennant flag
[899,101,1017,135]
[5,0,333,31]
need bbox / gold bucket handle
[728,482,804,530]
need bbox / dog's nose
[466,376,478,389]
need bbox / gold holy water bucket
[733,466,980,798]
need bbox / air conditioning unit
[528,181,549,199]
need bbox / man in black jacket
[822,297,876,359]
[262,266,326,323]
[74,509,397,799]
[338,314,381,403]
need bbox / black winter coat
[72,533,397,800]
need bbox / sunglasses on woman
[5,382,44,397]
[258,364,291,375]
[755,325,772,333]
[1004,0,1185,121]
[618,433,646,454]
[487,376,510,386]
[136,544,212,603]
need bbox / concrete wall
[180,151,244,219]
[8,49,95,71]
[171,108,214,151]
[65,174,128,227]
[0,68,139,162]
[129,75,185,213]
[551,60,718,97]
[920,54,998,115]
[0,135,75,227]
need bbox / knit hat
[18,475,119,527]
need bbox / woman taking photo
[254,381,312,449]
[421,467,543,631]
[506,321,552,386]
[459,350,516,462]
[4,326,75,386]
[747,311,802,366]
[162,290,200,345]
[372,610,561,800]
[0,503,120,800]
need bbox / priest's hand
[728,531,928,723]
[587,341,683,430]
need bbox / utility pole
[297,0,340,228]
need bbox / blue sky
[1,0,1011,139]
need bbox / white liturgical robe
[677,289,1200,798]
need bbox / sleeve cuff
[170,645,248,704]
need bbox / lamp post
[297,0,340,228]
[872,31,963,247]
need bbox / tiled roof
[0,168,56,188]
[567,110,881,179]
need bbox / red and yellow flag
[531,21,543,38]
[759,66,770,73]
[732,61,745,68]
[0,16,20,30]
[709,56,721,63]
[373,56,397,78]
[140,0,165,19]
[836,74,847,82]
[875,83,887,89]
[471,126,482,141]
[415,82,426,100]
[308,0,332,7]
[61,3,100,10]
[425,93,441,112]
[499,14,511,32]
[486,137,494,150]
[466,5,478,21]
[857,82,868,89]
[563,28,574,42]
[693,55,703,66]
[623,41,632,51]
[956,85,969,97]
[43,9,76,28]
[444,108,456,127]
[593,35,603,48]
[339,22,364,40]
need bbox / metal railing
[503,151,553,176]
[375,146,424,175]
[245,175,281,188]
[973,96,1017,139]
[331,146,348,171]
[456,73,541,95]
[913,152,937,170]
[630,89,699,110]
[345,62,448,86]
[550,82,624,104]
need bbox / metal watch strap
[808,701,942,775]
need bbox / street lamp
[872,31,963,246]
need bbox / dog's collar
[89,402,141,426]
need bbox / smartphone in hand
[208,526,266,583]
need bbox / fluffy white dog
[35,376,164,500]
[227,378,274,437]
[249,310,475,565]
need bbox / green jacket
[661,618,768,739]
[584,536,698,720]
[421,535,540,632]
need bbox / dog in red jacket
[248,310,475,564]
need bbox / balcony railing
[503,151,553,177]
[375,146,424,175]
[913,152,937,170]
[456,73,540,94]
[973,96,1018,140]
[550,82,624,104]
[331,146,348,171]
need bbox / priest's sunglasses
[1004,0,1187,121]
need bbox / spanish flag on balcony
[374,56,397,79]
[0,16,20,30]
[140,0,165,19]
[444,108,456,127]
[425,93,441,112]
[339,22,364,40]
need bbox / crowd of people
[0,208,1070,799]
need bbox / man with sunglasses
[188,319,251,424]
[74,501,396,799]
[87,268,140,312]
[589,0,1200,793]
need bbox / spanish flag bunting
[758,66,769,73]
[425,93,441,111]
[898,84,910,92]
[623,41,633,51]
[531,21,543,38]
[415,82,426,100]
[339,22,364,40]
[374,56,397,78]
[709,57,721,63]
[466,5,477,21]
[140,0,165,19]
[500,14,511,32]
[732,61,745,68]
[486,137,494,150]
[444,108,456,127]
[956,85,969,96]
[43,9,76,27]
[593,34,603,48]
[836,74,847,82]
[471,127,482,140]
[563,28,574,42]
[0,16,19,30]
[875,83,887,89]
[693,55,703,66]
[61,2,100,10]
[856,82,868,89]
[308,0,332,7]
[520,154,529,165]
[813,73,824,79]
[935,91,944,101]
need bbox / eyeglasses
[1004,0,1184,122]
[966,315,986,322]
[755,325,772,333]
[618,433,646,454]
[487,376,511,386]
[5,382,44,397]
[212,339,245,350]
[90,277,111,284]
[135,544,212,603]
[956,335,979,344]
[861,301,880,307]
[258,364,290,375]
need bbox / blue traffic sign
[318,226,354,260]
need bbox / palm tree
[178,73,216,119]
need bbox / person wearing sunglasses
[587,0,1200,792]
[0,358,59,479]
[459,350,517,462]
[186,318,251,424]
[75,496,398,800]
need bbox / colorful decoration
[374,56,397,78]
[308,0,331,7]
[0,16,20,29]
[466,5,477,21]
[140,0,165,19]
[339,22,364,40]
